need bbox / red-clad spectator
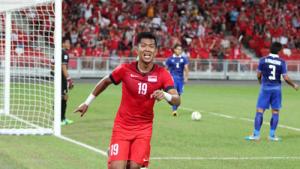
[102,46,110,58]
[162,48,173,58]
[77,17,86,28]
[81,26,92,45]
[72,43,83,57]
[123,49,131,58]
[94,24,100,36]
[100,3,109,18]
[198,48,210,59]
[85,47,93,57]
[92,45,103,57]
[229,43,243,60]
[108,35,119,52]
[132,2,143,18]
[271,25,283,41]
[189,48,199,59]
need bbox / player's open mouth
[143,53,152,59]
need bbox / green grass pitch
[1,81,300,169]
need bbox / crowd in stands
[62,0,250,61]
[1,0,299,63]
[61,0,299,61]
[234,0,300,60]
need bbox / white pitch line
[151,156,300,160]
[180,107,235,119]
[239,117,254,122]
[58,135,108,157]
[208,112,235,119]
[180,107,197,112]
[180,106,300,132]
[278,124,300,132]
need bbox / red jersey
[110,62,174,130]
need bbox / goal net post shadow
[0,0,61,136]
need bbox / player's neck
[137,61,154,74]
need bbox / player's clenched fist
[67,77,74,89]
[293,84,299,91]
[150,90,164,101]
[74,103,89,117]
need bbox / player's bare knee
[109,164,123,169]
[109,161,127,169]
[256,108,264,113]
[128,161,141,169]
[63,95,68,101]
[272,109,279,114]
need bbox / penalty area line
[179,107,300,132]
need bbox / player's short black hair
[62,38,70,43]
[270,42,282,54]
[136,32,157,47]
[173,44,182,49]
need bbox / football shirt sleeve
[110,64,125,85]
[257,59,263,72]
[161,69,175,92]
[184,57,189,65]
[282,61,287,75]
[165,58,171,67]
[62,51,69,65]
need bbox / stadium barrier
[67,57,300,80]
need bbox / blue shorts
[256,86,282,110]
[174,79,184,95]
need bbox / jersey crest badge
[148,75,157,82]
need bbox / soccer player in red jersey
[74,32,180,169]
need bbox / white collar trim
[173,54,182,58]
[269,53,279,58]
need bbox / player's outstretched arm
[151,89,180,106]
[257,72,262,84]
[283,75,299,91]
[184,64,189,83]
[62,64,74,89]
[74,75,113,116]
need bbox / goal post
[0,0,61,136]
[4,11,11,116]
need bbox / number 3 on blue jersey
[269,65,276,80]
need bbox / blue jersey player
[165,44,189,116]
[245,42,298,141]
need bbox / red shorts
[108,123,152,167]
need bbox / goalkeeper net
[0,0,60,135]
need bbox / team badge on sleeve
[64,54,68,60]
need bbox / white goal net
[0,0,61,135]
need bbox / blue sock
[254,112,263,136]
[172,105,177,111]
[270,113,279,137]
